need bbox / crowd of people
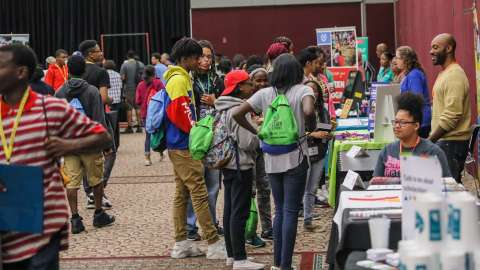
[0,30,473,270]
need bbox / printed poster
[316,27,358,103]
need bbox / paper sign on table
[346,145,363,158]
[342,170,365,190]
[400,156,442,240]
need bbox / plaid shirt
[107,70,122,104]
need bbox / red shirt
[0,90,105,263]
[44,64,69,91]
[135,78,164,119]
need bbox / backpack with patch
[189,115,215,160]
[204,111,238,169]
[258,88,298,154]
[69,98,85,114]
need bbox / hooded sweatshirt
[55,78,107,128]
[163,65,197,149]
[214,96,259,170]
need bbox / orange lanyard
[55,64,68,82]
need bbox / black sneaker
[71,215,85,234]
[260,229,274,241]
[216,225,224,236]
[136,127,143,133]
[86,193,95,209]
[246,235,266,248]
[93,210,115,228]
[102,195,112,209]
[123,127,134,134]
[303,219,318,232]
[187,232,201,241]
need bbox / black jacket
[55,78,107,128]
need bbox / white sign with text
[400,156,442,240]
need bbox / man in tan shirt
[429,33,471,183]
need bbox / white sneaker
[206,239,228,260]
[233,259,265,270]
[171,240,204,259]
[144,155,152,166]
[227,257,256,266]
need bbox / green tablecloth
[327,140,390,207]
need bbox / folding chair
[464,125,480,198]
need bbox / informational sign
[400,156,443,240]
[0,34,30,47]
[316,27,358,103]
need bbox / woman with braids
[395,46,432,138]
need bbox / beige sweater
[431,63,471,141]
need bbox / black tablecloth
[344,251,368,270]
[327,208,401,270]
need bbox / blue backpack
[69,98,85,114]
[146,89,170,152]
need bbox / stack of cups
[411,193,444,269]
[368,216,391,249]
[445,192,479,251]
[440,251,466,270]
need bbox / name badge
[308,146,319,156]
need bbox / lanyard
[196,74,211,94]
[0,89,30,164]
[55,64,68,82]
[400,136,421,156]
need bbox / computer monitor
[374,84,400,143]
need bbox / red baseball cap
[221,70,250,96]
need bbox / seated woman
[373,92,451,178]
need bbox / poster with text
[316,27,358,103]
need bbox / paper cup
[402,251,433,270]
[369,216,391,249]
[440,251,465,270]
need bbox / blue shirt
[400,68,432,128]
[155,63,168,85]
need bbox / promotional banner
[357,37,369,64]
[316,27,358,103]
[0,34,30,47]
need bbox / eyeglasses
[200,55,213,60]
[91,50,102,54]
[391,120,416,127]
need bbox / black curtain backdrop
[0,0,190,68]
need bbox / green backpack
[189,115,215,160]
[150,129,166,153]
[244,197,258,239]
[258,91,298,146]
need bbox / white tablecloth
[333,190,402,239]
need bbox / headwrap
[249,67,268,79]
[266,43,289,61]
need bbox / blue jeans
[268,158,308,269]
[303,158,325,221]
[3,232,61,270]
[145,132,151,154]
[187,168,220,234]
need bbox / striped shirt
[107,70,123,104]
[0,90,106,263]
